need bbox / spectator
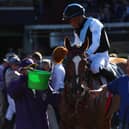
[121,1,129,21]
[2,55,21,129]
[41,59,51,72]
[47,46,68,124]
[31,51,43,69]
[113,0,126,21]
[0,56,10,128]
[101,3,111,22]
[7,58,49,129]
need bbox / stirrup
[99,75,108,84]
[99,68,117,82]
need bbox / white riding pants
[88,51,109,74]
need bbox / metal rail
[25,23,129,31]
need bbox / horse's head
[64,37,89,96]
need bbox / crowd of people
[81,0,129,22]
[0,46,129,129]
[0,47,68,129]
[0,1,129,129]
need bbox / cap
[32,51,43,62]
[62,3,85,21]
[20,58,37,69]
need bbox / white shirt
[49,63,65,94]
[86,17,103,55]
[74,17,104,55]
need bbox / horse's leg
[59,93,69,129]
[96,103,111,129]
[96,101,107,129]
[47,104,59,129]
[106,95,120,119]
[94,87,112,129]
[59,92,76,129]
[97,94,120,129]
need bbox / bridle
[65,45,90,97]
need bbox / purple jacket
[7,75,48,129]
[108,75,129,123]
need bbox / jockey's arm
[86,20,103,56]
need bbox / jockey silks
[74,17,110,55]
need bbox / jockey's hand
[84,52,89,58]
[84,52,91,62]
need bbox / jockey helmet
[62,3,85,21]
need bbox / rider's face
[69,16,83,29]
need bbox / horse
[59,37,127,129]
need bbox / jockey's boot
[99,69,117,82]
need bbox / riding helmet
[62,3,85,21]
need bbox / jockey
[62,3,116,81]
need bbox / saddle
[99,62,125,82]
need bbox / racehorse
[59,37,127,129]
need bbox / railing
[0,0,33,6]
[23,23,129,55]
[25,22,129,30]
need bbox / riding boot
[99,69,117,82]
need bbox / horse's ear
[81,37,89,51]
[64,36,71,50]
